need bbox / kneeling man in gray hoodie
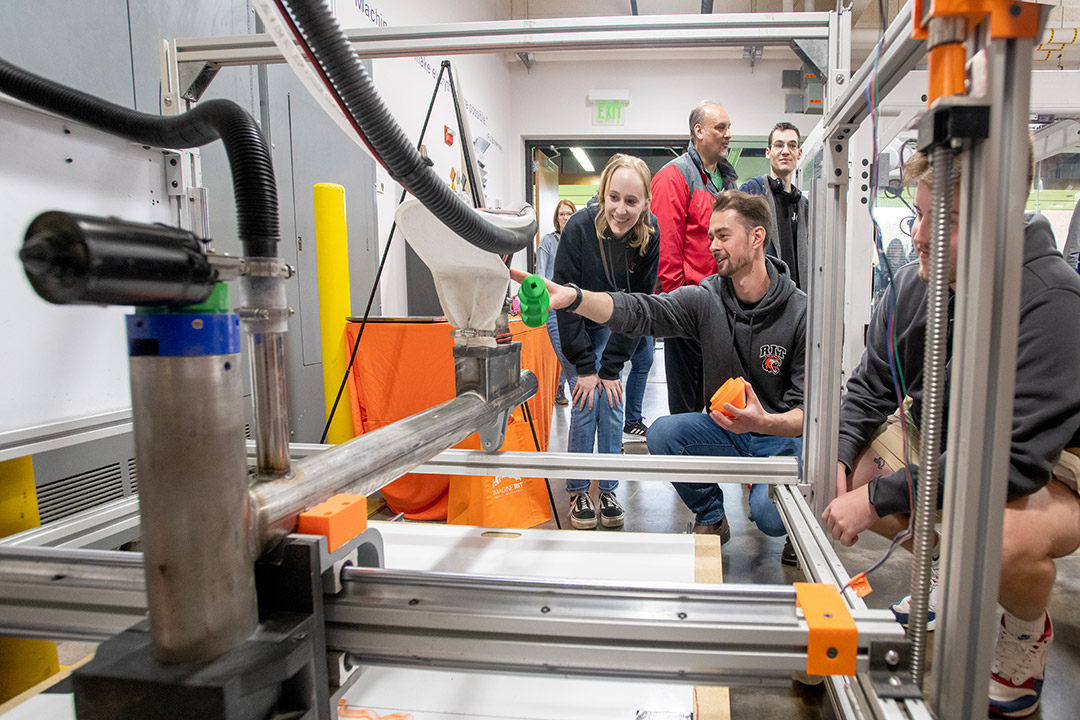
[513,190,807,551]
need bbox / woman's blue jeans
[544,310,571,399]
[645,412,800,536]
[624,335,654,425]
[565,324,621,494]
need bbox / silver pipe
[239,270,292,478]
[0,546,144,589]
[909,145,956,686]
[0,546,145,641]
[130,354,258,664]
[250,370,538,553]
[249,329,291,475]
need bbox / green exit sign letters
[593,100,626,126]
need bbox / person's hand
[821,483,879,547]
[709,382,769,434]
[509,268,577,310]
[572,373,600,411]
[599,377,623,409]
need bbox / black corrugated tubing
[282,0,535,256]
[0,57,279,259]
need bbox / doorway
[524,138,770,272]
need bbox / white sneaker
[988,612,1052,718]
[890,556,938,631]
[989,613,1049,716]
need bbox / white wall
[333,1,514,315]
[508,57,820,204]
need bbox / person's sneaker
[569,493,597,530]
[989,612,1052,718]
[623,419,648,439]
[555,392,569,406]
[890,555,939,631]
[692,516,731,544]
[781,537,798,566]
[598,491,625,528]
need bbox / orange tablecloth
[345,318,559,521]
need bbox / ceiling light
[570,147,595,172]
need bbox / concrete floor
[526,340,1080,720]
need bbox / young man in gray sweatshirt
[513,191,806,552]
[822,151,1080,718]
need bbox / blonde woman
[552,154,659,529]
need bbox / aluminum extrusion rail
[800,0,925,167]
[173,12,832,67]
[0,451,798,552]
[327,566,904,686]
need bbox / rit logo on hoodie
[760,344,787,375]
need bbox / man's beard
[715,253,748,278]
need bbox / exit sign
[593,100,626,126]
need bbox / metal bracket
[163,151,184,196]
[790,38,827,80]
[179,61,222,103]
[827,127,854,188]
[868,640,922,699]
[453,342,522,452]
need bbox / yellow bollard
[313,183,357,444]
[0,457,60,703]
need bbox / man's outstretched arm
[510,268,614,323]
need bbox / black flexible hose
[0,57,279,259]
[281,0,534,256]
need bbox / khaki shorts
[868,408,1080,496]
[868,408,920,475]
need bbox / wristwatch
[565,282,584,312]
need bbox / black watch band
[565,283,584,312]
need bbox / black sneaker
[692,516,731,544]
[623,419,648,440]
[781,537,798,566]
[569,493,597,530]
[598,491,625,528]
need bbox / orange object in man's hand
[710,377,747,416]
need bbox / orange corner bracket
[794,582,858,677]
[298,494,368,553]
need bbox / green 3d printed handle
[517,274,550,328]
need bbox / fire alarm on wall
[444,126,455,146]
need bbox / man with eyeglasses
[741,122,809,291]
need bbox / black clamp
[917,99,991,154]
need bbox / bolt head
[888,675,902,687]
[885,649,900,666]
[835,73,845,84]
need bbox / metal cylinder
[130,352,257,664]
[249,330,292,475]
[909,145,956,686]
[250,370,538,553]
[239,271,293,478]
[19,211,214,307]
